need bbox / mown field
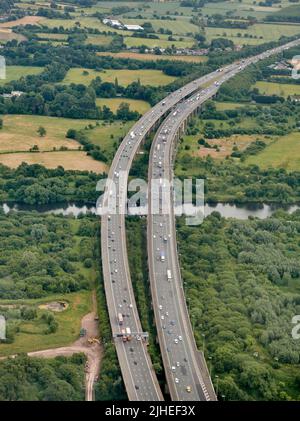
[206,23,300,45]
[85,34,113,46]
[215,101,247,111]
[124,35,194,49]
[97,51,208,63]
[121,18,199,36]
[36,33,69,41]
[96,98,150,114]
[245,132,300,170]
[0,65,44,85]
[0,115,98,153]
[62,68,176,86]
[0,29,26,43]
[0,16,43,28]
[254,81,300,97]
[0,151,108,173]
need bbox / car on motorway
[174,338,179,344]
[186,386,192,393]
[175,378,179,384]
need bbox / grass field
[215,101,248,111]
[124,36,194,49]
[0,16,44,28]
[245,132,300,170]
[41,17,132,35]
[0,151,108,173]
[0,29,26,43]
[254,81,300,97]
[178,132,265,160]
[206,23,300,45]
[85,34,113,46]
[86,120,132,160]
[0,291,92,356]
[62,68,176,86]
[121,18,199,35]
[0,115,101,153]
[97,51,208,63]
[96,98,150,114]
[0,66,44,85]
[36,33,69,41]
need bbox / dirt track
[1,291,102,401]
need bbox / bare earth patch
[0,151,108,173]
[38,301,69,312]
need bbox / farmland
[124,36,194,49]
[205,23,300,45]
[96,98,150,114]
[62,68,176,86]
[0,151,108,173]
[254,81,300,97]
[0,66,44,85]
[0,29,26,43]
[97,51,208,63]
[0,115,102,153]
[245,132,300,170]
[0,16,44,28]
[121,18,199,36]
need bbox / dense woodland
[177,155,300,203]
[0,354,86,401]
[0,212,95,301]
[178,211,300,400]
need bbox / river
[2,202,300,220]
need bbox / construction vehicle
[88,337,100,345]
[80,328,87,337]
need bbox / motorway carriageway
[100,36,300,401]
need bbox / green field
[0,66,43,85]
[36,33,68,41]
[122,18,199,36]
[254,81,300,97]
[215,101,248,111]
[96,98,150,114]
[62,68,176,86]
[86,120,132,160]
[0,291,92,356]
[246,132,300,170]
[85,34,113,46]
[124,35,194,49]
[97,51,207,63]
[41,16,132,35]
[206,23,300,45]
[0,115,100,153]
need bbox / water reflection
[2,202,300,220]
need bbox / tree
[37,127,46,137]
